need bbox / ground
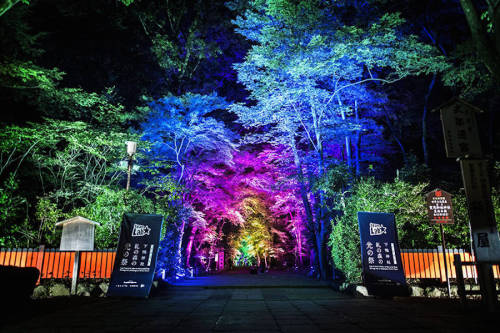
[2,271,499,333]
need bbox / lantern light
[126,141,137,156]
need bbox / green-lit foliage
[1,120,132,208]
[441,41,494,99]
[0,174,29,247]
[0,118,142,247]
[233,236,256,266]
[72,188,156,248]
[34,197,62,247]
[0,6,134,128]
[0,60,133,127]
[231,196,274,266]
[329,177,476,283]
[134,0,223,89]
[0,0,28,17]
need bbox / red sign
[425,189,454,225]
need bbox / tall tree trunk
[337,96,352,168]
[384,113,407,163]
[460,0,500,82]
[345,137,351,168]
[185,226,197,267]
[176,219,186,272]
[354,100,361,176]
[289,134,314,232]
[290,212,304,266]
[315,217,328,280]
[289,132,318,272]
[296,224,303,266]
[311,102,329,280]
[422,73,436,165]
[306,148,328,280]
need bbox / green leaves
[73,188,156,248]
[329,177,483,283]
[0,61,63,90]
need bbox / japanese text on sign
[358,212,406,286]
[438,99,482,158]
[425,189,454,224]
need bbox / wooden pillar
[35,245,45,285]
[71,251,80,295]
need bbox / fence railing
[1,247,499,282]
[0,247,115,280]
[401,249,499,281]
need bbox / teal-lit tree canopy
[0,0,499,282]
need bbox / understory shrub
[73,187,156,248]
[329,177,477,283]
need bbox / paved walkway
[2,272,499,332]
[170,270,330,288]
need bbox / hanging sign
[425,189,454,225]
[437,98,482,158]
[460,159,500,261]
[358,212,406,293]
[108,214,163,297]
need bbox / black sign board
[425,189,454,225]
[108,214,163,297]
[358,212,407,296]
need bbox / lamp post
[126,141,137,191]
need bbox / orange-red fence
[0,247,115,280]
[1,247,498,282]
[401,249,499,281]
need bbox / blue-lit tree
[141,92,238,276]
[230,0,449,279]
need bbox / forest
[0,0,499,282]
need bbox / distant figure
[259,260,266,273]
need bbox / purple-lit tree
[259,145,308,266]
[230,0,448,279]
[141,93,238,275]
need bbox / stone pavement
[2,272,499,332]
[170,270,330,288]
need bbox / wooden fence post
[454,254,466,306]
[71,250,80,295]
[36,245,45,284]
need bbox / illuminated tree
[141,92,238,274]
[231,196,273,267]
[231,0,448,279]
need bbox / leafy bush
[73,187,156,248]
[0,174,32,247]
[34,197,63,247]
[329,177,474,283]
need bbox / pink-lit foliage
[141,94,312,273]
[186,145,310,270]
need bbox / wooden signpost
[435,98,500,311]
[459,160,499,250]
[439,98,483,159]
[56,216,100,295]
[425,189,454,297]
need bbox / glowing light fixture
[125,141,137,191]
[126,141,137,156]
